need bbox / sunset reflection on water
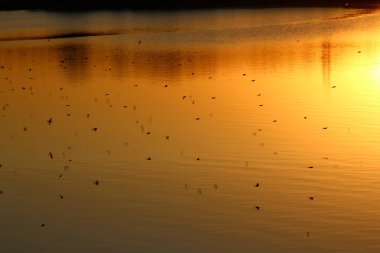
[1,7,380,253]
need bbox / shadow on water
[57,43,91,82]
[0,38,370,86]
[321,41,332,88]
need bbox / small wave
[0,31,121,41]
[327,8,377,20]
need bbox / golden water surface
[1,8,380,253]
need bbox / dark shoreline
[0,0,379,11]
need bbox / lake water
[1,7,380,253]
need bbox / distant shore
[0,0,379,11]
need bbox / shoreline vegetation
[0,0,379,11]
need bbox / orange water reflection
[1,8,380,253]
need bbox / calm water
[1,7,380,253]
